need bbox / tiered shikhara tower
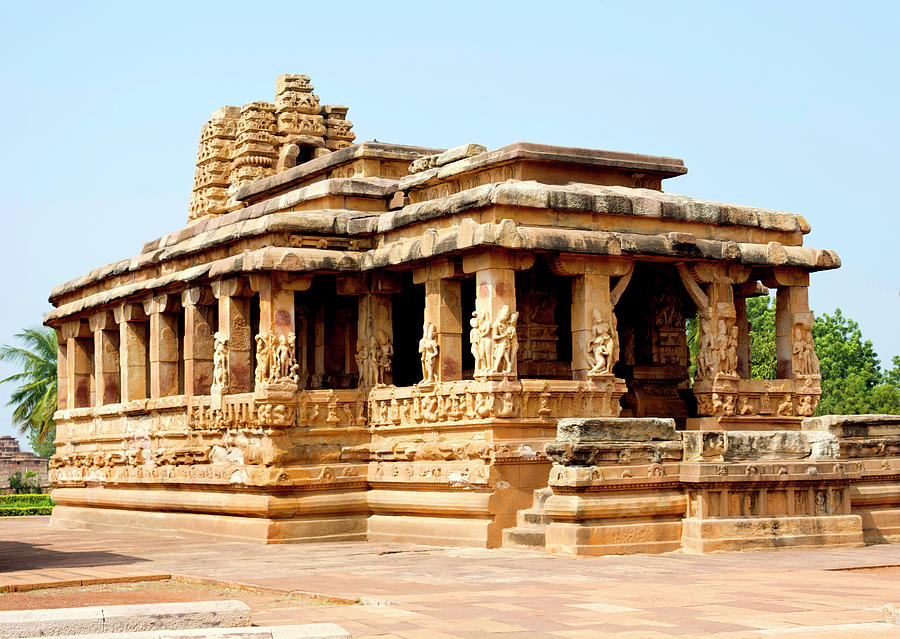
[44,74,900,555]
[190,74,355,221]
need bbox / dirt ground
[0,578,346,613]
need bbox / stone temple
[45,74,900,554]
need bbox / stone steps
[502,487,553,550]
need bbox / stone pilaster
[61,320,92,409]
[414,260,463,383]
[249,273,312,393]
[55,328,67,411]
[551,255,633,381]
[462,250,534,379]
[182,287,216,397]
[89,311,120,406]
[144,294,181,398]
[766,269,816,380]
[114,303,149,402]
[211,278,254,394]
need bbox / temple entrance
[614,262,696,426]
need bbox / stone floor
[2,517,900,638]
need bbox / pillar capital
[461,249,534,274]
[681,262,751,285]
[412,258,462,284]
[182,286,216,308]
[60,319,91,340]
[549,254,633,277]
[211,277,253,299]
[762,267,810,288]
[88,310,116,333]
[113,302,148,324]
[143,293,180,316]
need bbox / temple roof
[46,140,838,324]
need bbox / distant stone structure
[0,436,49,493]
[43,73,900,554]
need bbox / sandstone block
[556,417,678,444]
[0,601,250,639]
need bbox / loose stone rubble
[43,74,900,554]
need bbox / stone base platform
[50,505,368,545]
[681,514,865,553]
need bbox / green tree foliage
[813,309,900,415]
[0,327,58,452]
[7,470,41,494]
[746,296,777,380]
[686,299,899,415]
[27,424,56,458]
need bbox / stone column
[55,328,67,411]
[462,250,534,379]
[354,274,399,387]
[89,311,120,406]
[249,273,312,389]
[549,255,633,380]
[678,263,750,382]
[182,287,216,397]
[765,268,816,380]
[61,320,92,408]
[114,303,149,402]
[144,294,181,398]
[211,278,253,393]
[413,260,463,382]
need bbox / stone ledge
[236,140,440,201]
[0,600,250,639]
[19,624,350,639]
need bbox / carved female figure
[491,305,516,375]
[375,330,393,386]
[469,312,482,375]
[419,322,440,383]
[254,333,272,384]
[212,332,228,391]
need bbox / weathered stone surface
[802,414,900,438]
[682,430,839,462]
[557,417,678,443]
[0,601,250,639]
[19,624,350,639]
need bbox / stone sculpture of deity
[491,305,519,375]
[586,309,618,376]
[212,332,228,392]
[375,330,393,386]
[418,322,440,384]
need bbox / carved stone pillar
[678,263,750,383]
[182,287,216,397]
[211,278,253,394]
[89,311,120,406]
[766,269,816,380]
[551,255,633,381]
[462,250,533,379]
[678,263,750,417]
[356,275,398,387]
[249,273,311,391]
[114,302,148,402]
[55,328,67,410]
[144,294,181,398]
[61,320,92,408]
[413,260,463,383]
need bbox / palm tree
[0,327,58,446]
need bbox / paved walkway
[1,517,899,638]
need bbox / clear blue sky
[1,1,897,451]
